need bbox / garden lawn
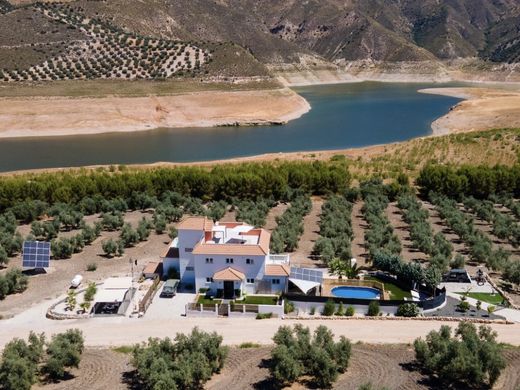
[365,276,412,300]
[457,292,505,306]
[240,295,279,305]
[196,296,222,304]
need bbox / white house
[162,217,290,298]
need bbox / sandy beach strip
[419,87,520,135]
[0,88,310,138]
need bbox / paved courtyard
[144,292,195,319]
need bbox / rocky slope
[1,0,520,81]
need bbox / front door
[223,281,234,299]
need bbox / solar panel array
[290,266,323,283]
[22,241,51,268]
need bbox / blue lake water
[0,82,462,172]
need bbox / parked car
[71,274,83,288]
[160,279,179,298]
[443,269,471,283]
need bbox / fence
[139,276,161,313]
[322,278,388,299]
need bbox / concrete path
[446,291,520,323]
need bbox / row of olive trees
[235,199,274,227]
[313,195,353,263]
[360,181,401,259]
[397,193,457,273]
[0,329,84,390]
[431,193,510,271]
[270,195,312,253]
[462,196,520,248]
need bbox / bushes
[132,327,227,390]
[396,303,419,317]
[413,323,506,387]
[322,299,336,316]
[0,268,29,300]
[270,325,351,388]
[367,301,380,316]
[313,195,353,262]
[0,330,84,389]
[270,195,311,253]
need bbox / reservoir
[0,82,461,172]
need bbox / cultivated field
[31,345,520,390]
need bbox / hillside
[1,0,520,82]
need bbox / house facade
[162,217,290,298]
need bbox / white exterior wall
[291,301,399,316]
[263,276,288,294]
[194,254,267,293]
[177,229,204,288]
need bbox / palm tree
[329,258,359,280]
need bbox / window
[205,258,213,264]
[186,266,194,271]
[271,279,280,285]
[226,258,234,264]
[247,278,255,284]
[185,248,193,253]
[246,258,254,265]
[206,277,214,283]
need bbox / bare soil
[386,202,429,264]
[351,201,370,268]
[459,206,520,260]
[420,200,472,264]
[0,211,173,318]
[264,202,290,232]
[290,197,323,268]
[0,88,310,138]
[35,349,131,390]
[421,88,520,135]
[209,344,520,390]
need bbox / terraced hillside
[2,0,520,80]
[0,3,210,81]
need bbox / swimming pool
[331,286,381,300]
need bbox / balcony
[267,254,290,264]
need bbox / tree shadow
[400,362,491,390]
[253,358,278,390]
[121,369,142,390]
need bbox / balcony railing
[267,254,290,264]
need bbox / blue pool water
[331,286,381,300]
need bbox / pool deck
[322,279,389,300]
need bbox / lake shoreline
[0,87,310,139]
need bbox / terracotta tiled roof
[265,264,290,277]
[213,267,246,281]
[192,228,271,256]
[177,217,214,231]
